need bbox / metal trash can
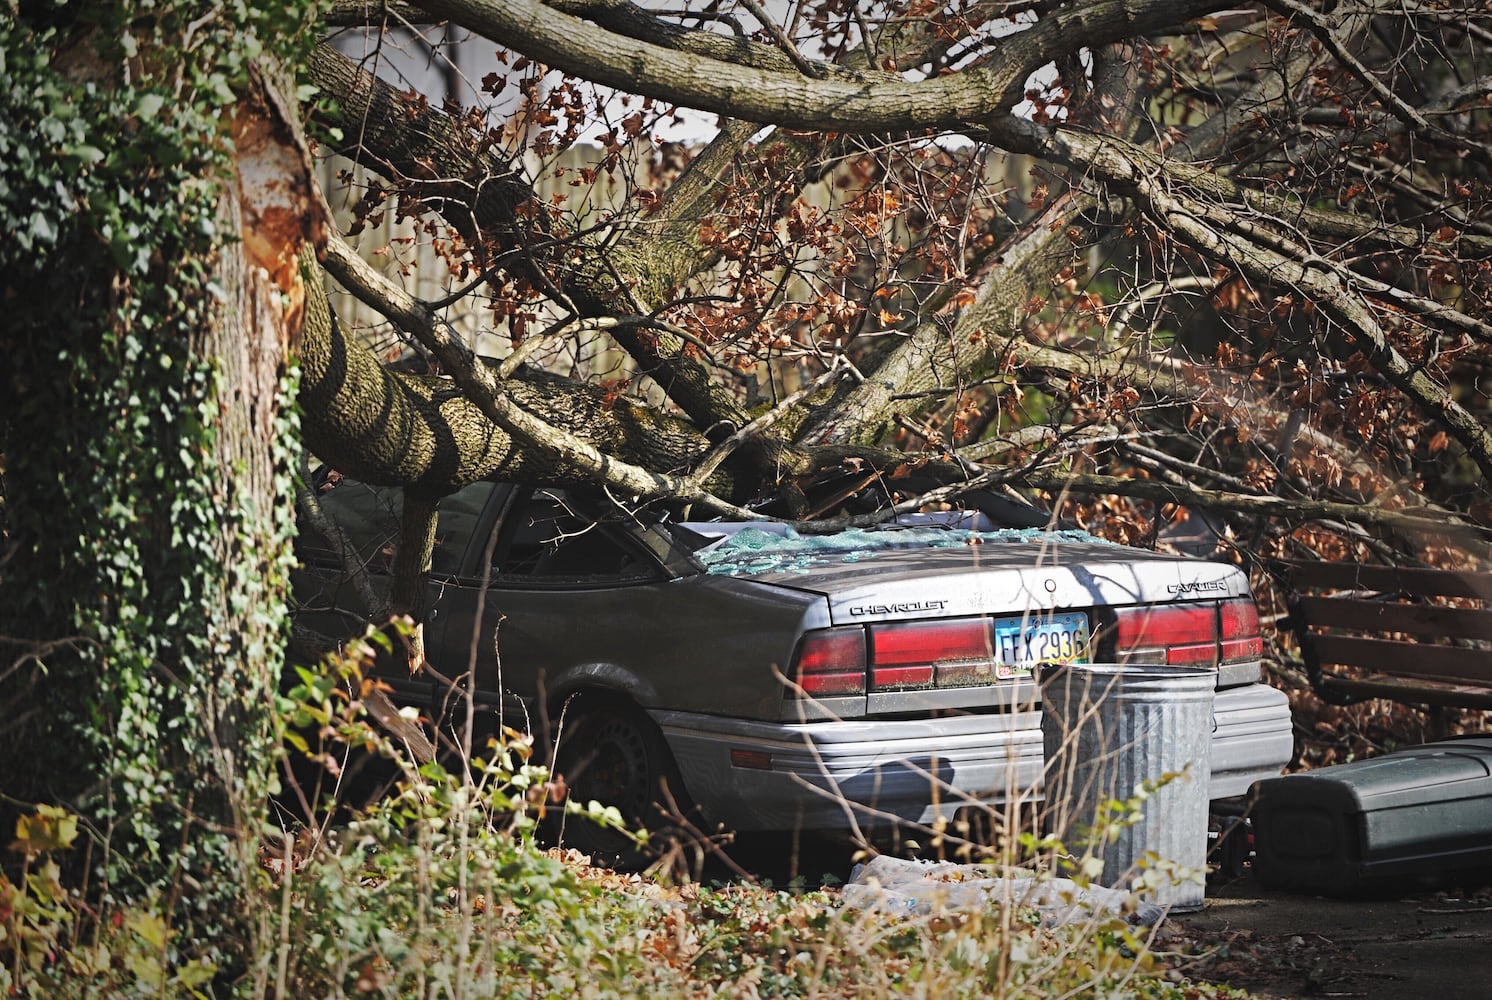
[1039,663,1215,911]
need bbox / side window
[300,477,401,573]
[301,474,494,577]
[431,480,495,575]
[493,490,650,582]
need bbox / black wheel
[552,699,691,870]
[1209,815,1253,882]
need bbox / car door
[425,486,817,737]
[421,486,670,729]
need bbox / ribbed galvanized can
[1039,663,1215,912]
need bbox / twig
[689,360,852,485]
[893,413,942,445]
[321,233,765,519]
[1021,469,1489,538]
[1106,275,1218,342]
[736,0,825,78]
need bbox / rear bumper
[654,682,1292,832]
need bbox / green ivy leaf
[67,144,105,165]
[135,93,166,122]
[27,210,56,246]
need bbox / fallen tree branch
[1020,470,1489,539]
[988,118,1492,487]
[320,234,764,518]
[293,455,439,765]
[294,453,387,617]
[688,359,853,486]
[418,0,1223,133]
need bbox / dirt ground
[1165,877,1492,999]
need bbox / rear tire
[552,698,692,870]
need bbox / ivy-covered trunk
[0,3,317,982]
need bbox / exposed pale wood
[364,688,437,765]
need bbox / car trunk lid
[688,526,1249,620]
[686,525,1260,715]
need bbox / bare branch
[415,0,1223,133]
[325,1,431,27]
[735,0,825,78]
[1021,470,1489,540]
[320,234,763,517]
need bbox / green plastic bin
[1250,737,1492,896]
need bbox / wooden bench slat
[1307,634,1492,684]
[1276,559,1492,708]
[1281,561,1492,601]
[1317,674,1492,711]
[1297,596,1492,641]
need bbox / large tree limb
[796,34,1149,447]
[988,118,1492,485]
[329,0,872,79]
[309,236,1003,512]
[311,0,1486,532]
[318,235,763,515]
[417,0,1223,132]
[300,245,730,495]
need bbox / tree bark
[0,36,319,975]
[418,0,1222,133]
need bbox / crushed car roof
[688,522,1118,578]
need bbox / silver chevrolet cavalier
[294,477,1293,861]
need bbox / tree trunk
[0,16,319,980]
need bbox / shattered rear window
[693,525,1113,577]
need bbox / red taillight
[1115,598,1264,666]
[870,619,993,690]
[1220,598,1264,661]
[1116,604,1215,646]
[793,627,866,695]
[872,620,992,664]
[1116,604,1218,665]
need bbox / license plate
[993,612,1090,678]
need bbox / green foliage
[0,0,319,981]
[1,807,221,998]
[273,756,634,996]
[1,646,1239,998]
[265,646,1215,999]
[1043,769,1209,905]
[268,636,649,995]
